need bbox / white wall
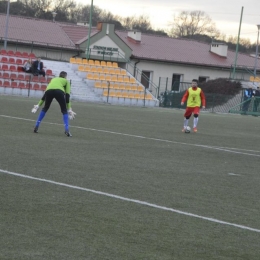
[129,60,241,93]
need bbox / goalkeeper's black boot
[34,126,38,133]
[65,131,72,137]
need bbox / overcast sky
[77,0,260,43]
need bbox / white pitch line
[1,114,260,157]
[1,168,260,233]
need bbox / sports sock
[184,119,189,128]
[63,113,69,132]
[35,110,46,127]
[193,117,199,128]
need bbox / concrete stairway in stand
[42,59,103,103]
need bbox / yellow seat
[87,73,94,80]
[75,58,82,64]
[82,59,88,64]
[124,76,130,83]
[109,83,115,89]
[101,82,108,88]
[114,69,121,75]
[128,93,135,99]
[90,67,97,73]
[125,85,132,91]
[107,62,113,67]
[93,73,99,80]
[122,92,129,98]
[88,60,95,66]
[109,91,117,97]
[117,75,123,82]
[130,77,136,84]
[111,75,118,82]
[250,76,260,82]
[137,86,144,92]
[112,62,118,68]
[103,90,108,96]
[97,67,103,73]
[131,85,138,91]
[78,65,85,71]
[99,74,106,81]
[101,61,107,67]
[134,93,142,99]
[117,84,125,90]
[70,57,76,63]
[113,83,121,90]
[109,68,116,74]
[145,93,153,100]
[105,75,112,81]
[84,66,91,72]
[95,60,101,66]
[95,81,102,88]
[116,92,123,98]
[120,70,127,75]
[103,68,109,74]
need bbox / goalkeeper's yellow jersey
[46,77,71,94]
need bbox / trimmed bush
[199,78,242,95]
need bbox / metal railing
[86,50,160,99]
[229,64,257,80]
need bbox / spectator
[253,86,260,113]
[32,57,45,77]
[22,59,32,73]
[242,87,253,113]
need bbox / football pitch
[0,95,260,260]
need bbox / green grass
[0,95,260,260]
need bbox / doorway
[141,71,151,89]
[171,74,182,92]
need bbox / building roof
[60,24,98,45]
[0,14,258,70]
[115,31,257,69]
[0,14,75,49]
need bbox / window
[198,76,209,83]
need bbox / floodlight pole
[4,0,10,49]
[232,6,243,79]
[86,0,94,60]
[253,25,260,78]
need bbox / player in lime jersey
[32,71,76,137]
[180,79,206,133]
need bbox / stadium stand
[1,53,158,106]
[68,57,157,106]
[0,49,54,96]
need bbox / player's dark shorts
[184,106,200,117]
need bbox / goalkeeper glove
[68,108,76,120]
[31,105,39,113]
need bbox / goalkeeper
[32,71,76,137]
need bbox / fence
[158,82,244,114]
[229,97,260,116]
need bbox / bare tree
[168,10,220,38]
[73,4,103,25]
[118,15,152,32]
[19,0,52,17]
